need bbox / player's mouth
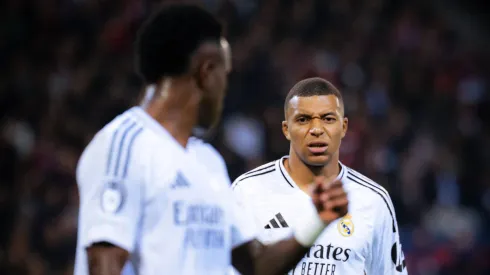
[307,142,328,154]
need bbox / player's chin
[304,153,331,166]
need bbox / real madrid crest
[100,180,126,214]
[337,214,354,237]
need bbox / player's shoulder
[88,111,150,151]
[188,137,226,172]
[342,164,401,232]
[188,137,221,159]
[342,164,394,206]
[231,159,278,191]
[77,108,152,177]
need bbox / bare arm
[86,242,129,275]
[232,238,308,275]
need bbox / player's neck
[143,81,200,148]
[285,152,340,192]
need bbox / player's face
[282,95,348,166]
[197,39,231,129]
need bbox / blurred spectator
[0,0,489,274]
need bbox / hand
[310,176,348,224]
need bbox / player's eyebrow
[294,111,338,117]
[293,112,311,118]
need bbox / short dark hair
[135,4,223,83]
[284,77,344,116]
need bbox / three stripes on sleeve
[264,213,289,229]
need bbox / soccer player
[74,5,349,275]
[232,77,408,275]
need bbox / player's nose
[309,119,324,137]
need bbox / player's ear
[282,120,291,141]
[195,58,215,92]
[341,117,348,139]
[191,46,218,93]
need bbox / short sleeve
[191,141,257,247]
[76,127,145,253]
[229,189,258,248]
[365,196,408,275]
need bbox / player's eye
[297,117,309,123]
[323,117,336,123]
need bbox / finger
[322,196,348,211]
[319,188,346,203]
[311,193,321,205]
[326,179,343,189]
[330,197,349,207]
[333,205,348,217]
[313,183,324,194]
[311,193,324,211]
[319,192,330,202]
[311,176,325,192]
[324,188,347,201]
[310,184,324,198]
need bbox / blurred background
[0,0,489,274]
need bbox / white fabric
[231,156,408,275]
[292,202,326,247]
[74,107,256,275]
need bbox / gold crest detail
[337,214,354,237]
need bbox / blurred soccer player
[232,77,408,274]
[74,5,349,275]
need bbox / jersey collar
[129,106,187,153]
[277,156,346,189]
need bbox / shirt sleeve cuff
[85,224,135,253]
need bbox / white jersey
[231,157,407,275]
[74,107,256,275]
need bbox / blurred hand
[310,176,348,224]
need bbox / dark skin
[87,243,127,275]
[86,40,348,275]
[282,94,348,193]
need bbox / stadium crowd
[0,0,489,274]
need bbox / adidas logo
[170,173,190,189]
[264,213,289,229]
